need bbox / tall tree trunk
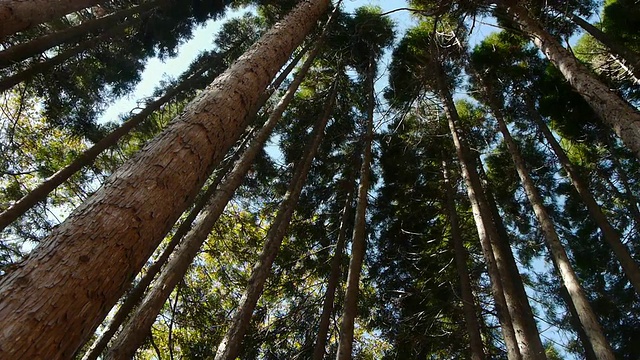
[0,7,152,92]
[488,90,615,360]
[0,61,213,232]
[0,0,162,69]
[526,97,640,294]
[104,42,323,360]
[442,160,486,360]
[563,11,640,79]
[0,0,103,38]
[437,65,544,360]
[313,165,356,360]
[214,79,339,360]
[0,1,330,358]
[335,56,375,360]
[559,285,598,360]
[498,2,640,159]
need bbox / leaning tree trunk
[0,60,215,232]
[498,1,640,159]
[488,90,615,360]
[214,79,340,360]
[525,97,640,294]
[104,43,322,360]
[0,0,104,38]
[0,0,163,69]
[442,160,486,360]
[436,65,544,359]
[559,285,598,360]
[335,56,375,360]
[0,1,330,358]
[313,165,356,360]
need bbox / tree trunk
[526,97,640,294]
[499,2,640,159]
[0,7,151,92]
[442,160,486,360]
[0,0,161,69]
[0,0,103,39]
[335,56,375,360]
[0,1,330,358]
[437,65,544,360]
[564,11,640,79]
[214,79,339,360]
[0,61,213,232]
[104,42,323,360]
[312,161,356,360]
[489,91,615,360]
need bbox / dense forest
[0,0,639,358]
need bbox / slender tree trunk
[214,79,340,360]
[0,1,330,358]
[335,56,375,360]
[442,160,486,360]
[437,65,544,359]
[0,0,104,38]
[498,2,640,159]
[526,97,640,294]
[489,92,615,360]
[564,11,640,79]
[559,285,598,360]
[104,43,323,360]
[0,62,213,232]
[312,164,356,360]
[0,0,162,69]
[0,7,151,92]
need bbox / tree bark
[312,161,356,360]
[437,64,544,359]
[442,160,486,360]
[214,79,339,360]
[0,1,330,358]
[0,62,213,232]
[489,91,615,360]
[0,0,161,69]
[335,56,375,360]
[104,42,322,360]
[499,2,640,159]
[0,0,103,39]
[526,97,640,294]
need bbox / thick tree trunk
[437,66,544,359]
[214,79,339,360]
[0,62,213,232]
[0,0,103,38]
[565,11,640,79]
[490,93,615,360]
[335,57,375,360]
[0,8,150,92]
[0,1,330,358]
[526,97,640,294]
[442,160,486,360]
[499,2,640,159]
[313,170,356,360]
[104,42,321,360]
[0,0,161,69]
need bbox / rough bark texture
[490,96,615,360]
[0,1,328,358]
[442,161,486,360]
[214,79,339,360]
[335,58,375,360]
[0,0,160,68]
[0,0,102,38]
[501,3,640,159]
[437,65,543,359]
[0,64,211,232]
[527,98,640,294]
[106,36,320,360]
[313,166,356,360]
